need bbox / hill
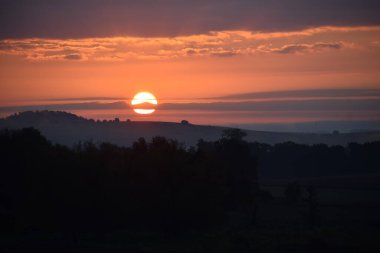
[1,110,380,147]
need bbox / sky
[1,0,380,132]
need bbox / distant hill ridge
[1,111,380,147]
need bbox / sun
[131,92,158,114]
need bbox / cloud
[212,89,380,100]
[261,42,344,54]
[63,54,82,60]
[1,99,379,113]
[248,26,380,40]
[38,97,127,102]
[1,1,380,39]
[43,49,83,60]
[1,94,379,125]
[157,99,380,111]
[273,45,310,54]
[9,89,380,105]
[0,26,366,61]
[0,101,129,112]
[313,42,343,50]
[211,51,239,57]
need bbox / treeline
[0,128,257,234]
[0,128,379,235]
[248,141,380,178]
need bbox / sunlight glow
[133,109,156,114]
[131,92,157,115]
[131,92,158,105]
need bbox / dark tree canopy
[221,128,247,142]
[0,127,379,239]
[0,128,258,234]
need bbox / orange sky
[1,15,380,133]
[1,26,380,104]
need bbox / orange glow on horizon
[0,25,379,125]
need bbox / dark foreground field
[2,194,379,253]
[1,127,379,252]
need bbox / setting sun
[131,92,158,115]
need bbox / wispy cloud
[158,99,380,111]
[38,97,127,102]
[260,42,344,54]
[1,99,379,113]
[211,89,380,100]
[0,26,374,61]
[0,102,128,112]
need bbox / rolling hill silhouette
[1,110,379,147]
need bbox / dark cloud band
[1,0,380,39]
[1,98,379,112]
[212,89,380,100]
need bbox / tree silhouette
[1,126,380,248]
[221,128,247,142]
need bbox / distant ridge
[1,111,380,147]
